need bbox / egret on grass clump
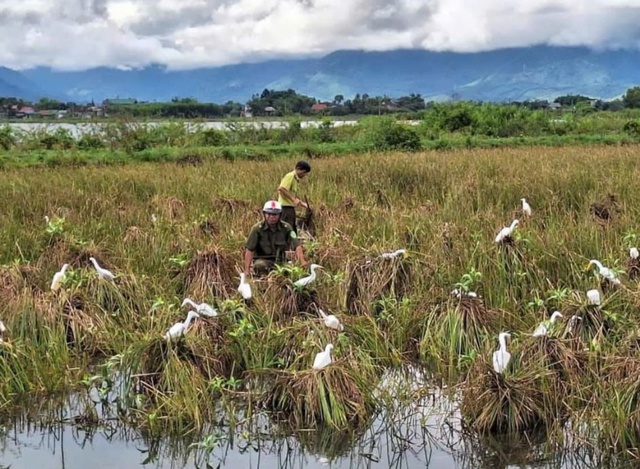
[89,257,115,281]
[492,332,511,374]
[294,264,323,288]
[181,298,218,317]
[451,288,478,299]
[313,344,334,370]
[495,219,519,243]
[166,310,200,340]
[587,259,621,285]
[533,311,563,337]
[521,198,532,217]
[587,289,601,305]
[238,273,252,300]
[318,308,344,331]
[380,249,407,259]
[630,247,639,260]
[51,264,69,291]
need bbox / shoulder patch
[290,231,297,239]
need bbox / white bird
[294,264,323,288]
[89,257,115,281]
[521,198,532,217]
[166,310,200,340]
[568,315,583,334]
[451,288,478,299]
[630,247,639,259]
[318,308,344,331]
[50,263,69,291]
[0,321,5,344]
[151,214,157,224]
[313,344,334,370]
[586,289,601,305]
[588,259,621,285]
[380,249,407,259]
[492,332,511,374]
[238,273,252,300]
[181,298,218,317]
[495,219,519,243]
[533,311,564,337]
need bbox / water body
[0,369,616,469]
[1,121,361,139]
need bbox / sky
[1,0,640,71]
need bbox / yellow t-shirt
[278,170,299,207]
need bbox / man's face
[264,212,280,227]
[295,169,309,179]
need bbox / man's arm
[277,186,307,208]
[295,245,309,268]
[244,249,254,276]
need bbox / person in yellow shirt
[276,160,311,232]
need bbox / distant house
[15,106,36,118]
[311,103,329,112]
[547,102,562,110]
[264,106,276,116]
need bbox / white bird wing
[532,323,548,337]
[166,322,184,339]
[493,350,511,373]
[294,275,312,287]
[325,315,342,330]
[238,283,252,299]
[51,272,64,290]
[312,351,331,370]
[198,304,218,317]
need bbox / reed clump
[182,247,235,299]
[461,360,566,434]
[346,255,412,315]
[262,365,375,430]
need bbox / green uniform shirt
[245,220,299,262]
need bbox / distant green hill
[7,46,640,103]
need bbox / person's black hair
[295,160,311,173]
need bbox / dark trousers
[281,206,297,233]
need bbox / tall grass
[1,145,640,457]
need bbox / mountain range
[2,46,639,104]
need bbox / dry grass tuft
[461,360,564,434]
[182,248,235,298]
[262,365,374,429]
[346,256,412,315]
[151,195,185,220]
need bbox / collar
[260,220,284,231]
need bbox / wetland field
[2,145,640,468]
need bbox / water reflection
[0,368,637,469]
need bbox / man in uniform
[276,160,311,233]
[244,200,309,276]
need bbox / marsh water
[0,369,625,469]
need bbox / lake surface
[1,120,360,138]
[0,369,620,469]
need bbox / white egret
[568,315,582,334]
[380,249,407,259]
[630,247,639,259]
[294,264,323,288]
[586,289,601,306]
[318,308,344,331]
[313,344,334,370]
[89,257,115,281]
[165,310,200,340]
[50,263,69,291]
[0,321,5,344]
[151,214,157,224]
[451,288,478,299]
[588,259,621,285]
[521,198,532,217]
[492,332,511,374]
[238,273,252,300]
[181,298,218,317]
[495,219,519,243]
[533,311,563,337]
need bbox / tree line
[2,86,640,119]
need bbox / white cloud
[0,0,639,70]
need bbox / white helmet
[262,200,282,214]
